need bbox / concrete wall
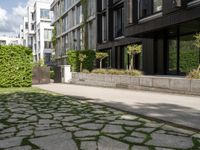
[71,73,200,96]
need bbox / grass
[0,87,44,94]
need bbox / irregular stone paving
[0,91,200,150]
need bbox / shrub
[82,69,90,73]
[67,50,80,72]
[67,49,95,72]
[0,45,33,87]
[91,69,143,76]
[187,65,200,79]
[50,70,55,79]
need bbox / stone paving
[0,91,200,150]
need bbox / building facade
[51,0,97,65]
[21,0,54,65]
[97,0,200,75]
[97,0,142,70]
[0,36,21,46]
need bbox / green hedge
[67,49,95,72]
[0,45,33,87]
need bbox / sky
[0,0,36,37]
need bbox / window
[25,22,28,29]
[31,24,34,30]
[139,0,162,19]
[44,29,52,41]
[102,13,107,42]
[168,34,200,75]
[44,41,53,49]
[40,9,50,19]
[128,0,133,24]
[114,6,124,38]
[102,0,107,10]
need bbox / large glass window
[168,38,178,74]
[114,6,124,38]
[102,13,107,42]
[139,0,162,19]
[40,9,50,19]
[168,34,200,75]
[179,35,199,74]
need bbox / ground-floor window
[115,45,143,70]
[168,34,200,75]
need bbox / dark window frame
[138,0,163,20]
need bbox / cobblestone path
[0,90,200,150]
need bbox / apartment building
[0,36,21,45]
[22,0,54,65]
[97,0,142,70]
[97,0,200,75]
[124,0,200,75]
[51,0,97,65]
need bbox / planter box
[71,73,200,96]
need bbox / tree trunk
[129,55,134,70]
[100,60,102,69]
[80,63,83,72]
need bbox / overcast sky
[0,0,38,37]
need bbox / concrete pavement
[34,83,200,131]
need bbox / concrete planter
[71,73,200,96]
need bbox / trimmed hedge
[67,49,95,72]
[0,45,33,87]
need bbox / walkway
[0,88,200,149]
[34,83,200,131]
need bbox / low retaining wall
[71,73,200,96]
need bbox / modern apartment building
[97,0,200,75]
[97,0,142,70]
[0,36,21,45]
[51,0,96,65]
[21,0,54,65]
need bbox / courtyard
[0,88,200,150]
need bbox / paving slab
[34,83,200,130]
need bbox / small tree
[96,52,108,69]
[79,53,87,72]
[126,44,142,70]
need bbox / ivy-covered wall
[0,45,33,87]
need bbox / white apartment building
[51,0,97,65]
[21,0,54,65]
[0,36,21,45]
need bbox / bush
[82,69,90,73]
[91,69,143,76]
[50,70,55,79]
[67,49,95,72]
[0,45,33,87]
[187,65,200,79]
[67,50,80,72]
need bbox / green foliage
[91,69,143,76]
[79,53,87,72]
[67,49,95,72]
[96,52,109,69]
[187,65,200,79]
[126,44,142,70]
[0,45,33,87]
[82,69,90,73]
[194,33,200,48]
[52,26,57,49]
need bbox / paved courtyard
[0,89,200,150]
